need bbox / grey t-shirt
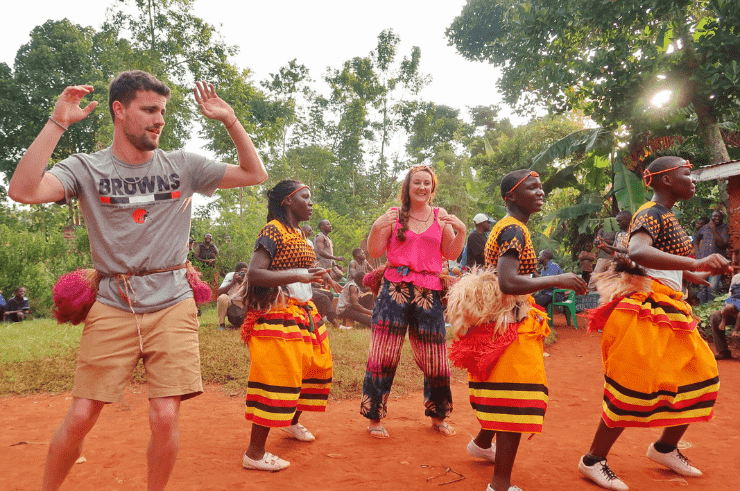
[49,147,226,313]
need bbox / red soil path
[2,319,739,491]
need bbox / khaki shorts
[72,298,203,403]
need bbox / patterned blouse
[255,219,316,270]
[247,219,317,311]
[484,215,538,275]
[631,202,692,257]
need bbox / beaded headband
[504,171,539,199]
[642,160,691,187]
[281,185,309,206]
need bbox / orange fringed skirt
[589,279,719,428]
[464,308,550,434]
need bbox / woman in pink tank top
[360,165,466,439]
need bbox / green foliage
[530,128,614,169]
[613,160,650,213]
[693,293,728,330]
[471,114,584,195]
[191,187,267,273]
[446,0,738,164]
[0,19,109,176]
[0,209,92,317]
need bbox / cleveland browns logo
[132,209,149,224]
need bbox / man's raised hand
[194,81,236,126]
[53,85,98,127]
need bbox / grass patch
[0,318,83,362]
[0,305,498,399]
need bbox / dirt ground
[2,316,740,491]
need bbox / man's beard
[125,130,158,152]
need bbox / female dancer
[241,180,333,471]
[361,165,466,438]
[447,169,587,491]
[578,156,729,490]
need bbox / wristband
[49,117,68,131]
[225,116,238,129]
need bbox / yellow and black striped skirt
[599,282,719,428]
[244,300,333,427]
[467,309,550,434]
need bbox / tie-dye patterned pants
[360,280,453,420]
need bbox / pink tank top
[383,207,444,290]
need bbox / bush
[0,221,92,318]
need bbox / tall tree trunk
[695,99,730,165]
[684,31,730,166]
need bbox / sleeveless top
[484,215,538,276]
[384,207,444,291]
[198,243,218,260]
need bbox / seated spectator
[311,272,343,329]
[710,272,740,360]
[348,247,373,279]
[577,245,596,283]
[0,288,6,319]
[336,272,374,328]
[448,260,463,277]
[194,233,219,268]
[533,249,563,309]
[216,262,248,331]
[5,287,31,322]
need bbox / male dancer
[8,70,267,490]
[315,219,345,279]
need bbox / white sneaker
[242,451,290,471]
[281,423,315,442]
[578,456,629,490]
[467,438,496,462]
[485,484,522,491]
[646,443,702,477]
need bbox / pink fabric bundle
[53,262,212,325]
[52,269,100,325]
[185,264,212,304]
[363,264,387,296]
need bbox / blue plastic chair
[546,289,578,328]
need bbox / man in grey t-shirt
[8,70,267,491]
